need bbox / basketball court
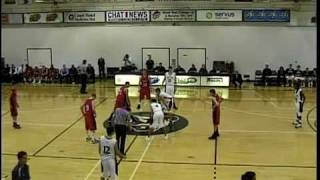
[1,82,316,179]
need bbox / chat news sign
[1,14,23,24]
[197,10,242,21]
[243,9,290,22]
[24,13,63,24]
[176,76,200,86]
[64,12,105,23]
[106,11,149,22]
[200,76,230,87]
[150,10,196,22]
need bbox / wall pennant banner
[150,10,196,22]
[1,14,23,24]
[106,11,150,22]
[64,12,105,23]
[197,10,242,21]
[24,13,63,24]
[243,9,290,22]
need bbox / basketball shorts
[85,115,97,131]
[165,86,175,97]
[101,158,117,180]
[140,88,151,100]
[150,112,164,131]
[212,109,220,125]
[10,107,18,117]
[296,102,303,116]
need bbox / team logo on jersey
[127,112,188,136]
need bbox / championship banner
[64,12,105,23]
[150,10,196,22]
[106,11,149,22]
[24,13,63,24]
[176,76,200,86]
[243,9,290,22]
[1,14,23,24]
[197,10,242,21]
[200,76,230,87]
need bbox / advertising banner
[243,9,290,22]
[200,76,230,87]
[24,13,63,24]
[64,12,105,23]
[106,11,149,22]
[150,10,196,22]
[197,10,242,21]
[1,14,23,24]
[176,76,200,86]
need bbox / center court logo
[127,112,188,136]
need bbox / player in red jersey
[114,82,131,111]
[137,70,151,110]
[208,89,223,140]
[10,84,21,129]
[81,93,98,144]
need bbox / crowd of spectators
[258,64,317,87]
[1,63,96,84]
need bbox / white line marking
[221,129,315,135]
[128,136,154,180]
[84,160,101,180]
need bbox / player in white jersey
[99,126,126,180]
[293,81,305,128]
[147,99,168,139]
[162,66,178,110]
[155,88,173,111]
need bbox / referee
[79,60,88,94]
[112,107,132,155]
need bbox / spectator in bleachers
[16,65,24,83]
[154,62,166,74]
[277,66,286,87]
[69,64,78,84]
[48,65,56,83]
[24,65,33,83]
[33,66,41,84]
[285,64,295,87]
[3,64,11,82]
[232,71,243,88]
[10,64,18,83]
[145,55,154,72]
[304,67,313,87]
[131,63,138,72]
[312,68,317,87]
[40,65,48,83]
[175,65,186,74]
[188,64,197,74]
[262,64,272,86]
[59,64,69,83]
[87,64,95,83]
[199,64,208,75]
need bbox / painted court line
[128,136,154,180]
[220,129,315,135]
[83,160,101,180]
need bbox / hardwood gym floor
[1,82,316,180]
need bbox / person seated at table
[24,64,33,83]
[262,64,272,86]
[69,64,78,84]
[60,64,69,83]
[303,67,314,88]
[174,65,186,74]
[294,65,304,85]
[232,71,243,88]
[47,65,56,83]
[188,64,197,75]
[277,66,286,87]
[40,65,48,83]
[123,54,132,67]
[154,62,166,74]
[146,55,155,72]
[209,67,217,75]
[285,64,295,87]
[199,64,208,75]
[87,64,95,83]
